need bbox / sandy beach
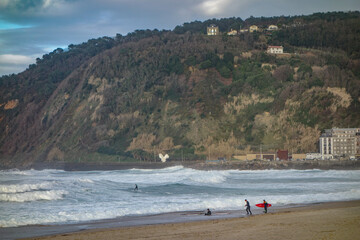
[18,200,360,240]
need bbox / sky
[0,0,359,77]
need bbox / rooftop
[268,45,283,48]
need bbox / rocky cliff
[1,12,360,168]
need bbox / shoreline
[2,159,360,171]
[2,200,358,240]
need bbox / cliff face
[1,13,360,167]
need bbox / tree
[273,65,294,82]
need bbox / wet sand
[14,200,360,240]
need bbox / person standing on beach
[245,199,252,215]
[263,199,268,213]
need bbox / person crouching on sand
[263,199,268,213]
[205,208,212,215]
[245,199,252,215]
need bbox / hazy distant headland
[1,11,360,169]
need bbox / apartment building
[319,128,359,159]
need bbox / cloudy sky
[0,0,359,77]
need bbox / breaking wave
[0,182,53,193]
[1,167,359,228]
[0,190,67,202]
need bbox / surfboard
[255,203,272,208]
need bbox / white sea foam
[130,165,184,172]
[77,178,94,183]
[0,190,67,202]
[0,182,53,193]
[189,172,227,184]
[263,188,360,206]
[3,187,360,228]
[0,168,359,228]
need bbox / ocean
[1,166,360,228]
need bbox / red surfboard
[255,203,272,207]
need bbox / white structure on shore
[319,128,360,160]
[306,153,322,160]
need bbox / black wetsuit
[205,209,212,215]
[264,202,268,213]
[246,201,252,215]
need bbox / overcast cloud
[0,0,359,76]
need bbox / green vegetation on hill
[0,11,360,167]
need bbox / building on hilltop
[207,24,219,35]
[249,25,258,32]
[319,128,360,160]
[267,25,279,31]
[227,29,238,35]
[267,45,284,54]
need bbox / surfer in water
[205,208,212,216]
[263,199,268,213]
[245,199,252,215]
[134,184,138,191]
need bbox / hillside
[1,12,360,168]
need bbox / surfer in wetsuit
[205,208,212,216]
[263,199,268,213]
[134,184,138,191]
[245,199,252,215]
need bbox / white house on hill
[267,25,278,31]
[227,29,237,35]
[267,46,283,54]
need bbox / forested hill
[1,11,360,168]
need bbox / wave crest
[0,182,53,193]
[0,190,67,202]
[189,172,227,184]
